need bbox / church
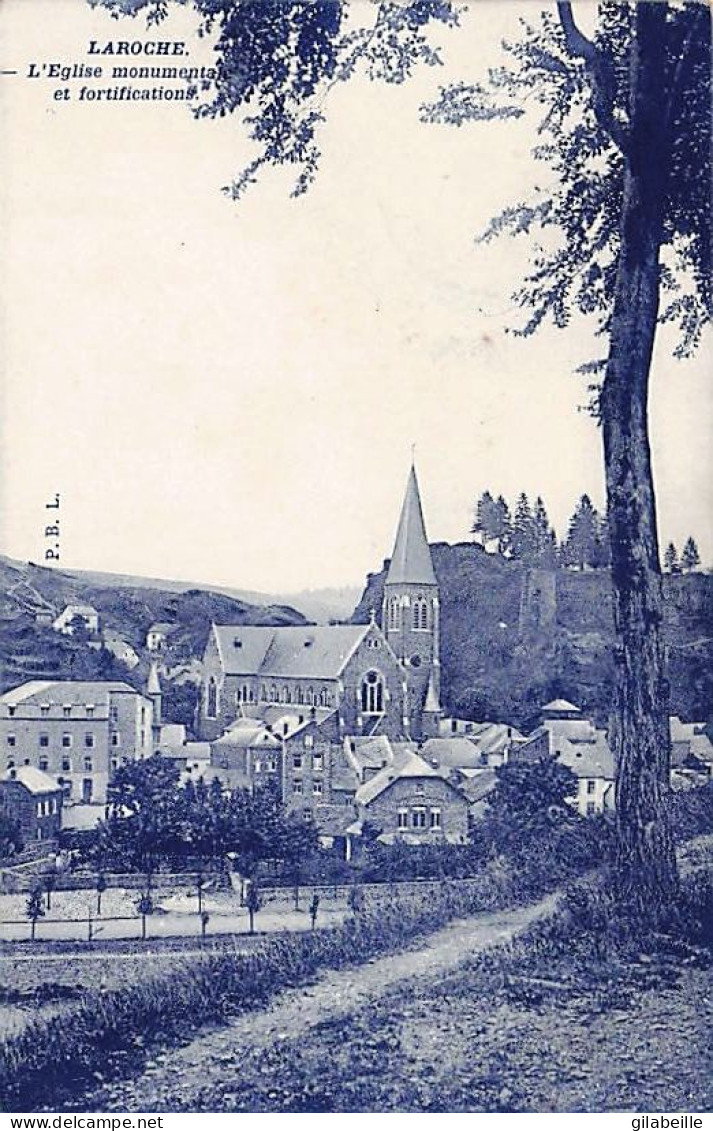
[198,466,442,743]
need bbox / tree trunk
[601,4,677,910]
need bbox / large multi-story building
[0,680,154,806]
[198,465,442,744]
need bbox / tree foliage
[93,753,318,874]
[424,2,710,365]
[0,814,23,858]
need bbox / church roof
[212,624,371,680]
[385,465,436,586]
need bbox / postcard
[0,0,710,1119]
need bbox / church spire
[385,464,436,585]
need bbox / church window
[413,597,429,631]
[206,678,218,719]
[307,687,314,705]
[296,687,304,705]
[270,684,277,702]
[387,598,401,630]
[360,670,384,715]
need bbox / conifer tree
[663,542,679,574]
[681,537,701,572]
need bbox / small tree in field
[96,872,107,916]
[309,893,320,930]
[136,892,154,941]
[43,863,60,912]
[26,887,45,942]
[245,880,262,935]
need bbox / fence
[0,869,230,895]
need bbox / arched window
[286,686,292,704]
[206,678,218,719]
[270,684,277,702]
[306,686,314,705]
[360,670,384,715]
[388,598,401,630]
[413,597,429,631]
[318,688,327,707]
[242,683,249,702]
[297,686,304,705]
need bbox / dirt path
[84,894,558,1112]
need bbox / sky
[1,0,710,594]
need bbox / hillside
[0,556,307,722]
[49,562,358,624]
[353,543,713,728]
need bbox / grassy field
[163,902,712,1112]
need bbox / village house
[102,633,140,669]
[210,717,282,792]
[511,700,615,816]
[145,622,179,652]
[669,715,713,778]
[198,466,443,745]
[353,746,469,844]
[0,680,154,808]
[0,765,63,844]
[52,604,100,636]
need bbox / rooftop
[212,624,371,679]
[0,765,62,794]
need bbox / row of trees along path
[94,0,711,912]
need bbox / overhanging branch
[556,1,628,153]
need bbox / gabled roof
[1,766,62,795]
[57,604,98,617]
[0,680,140,706]
[211,624,371,680]
[385,465,436,586]
[421,737,483,770]
[147,622,179,635]
[356,747,443,806]
[214,718,280,749]
[541,698,581,714]
[557,731,615,780]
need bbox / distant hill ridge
[0,554,360,625]
[0,554,308,697]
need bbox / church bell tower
[381,464,441,739]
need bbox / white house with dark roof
[53,604,100,636]
[146,622,179,652]
[198,466,443,744]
